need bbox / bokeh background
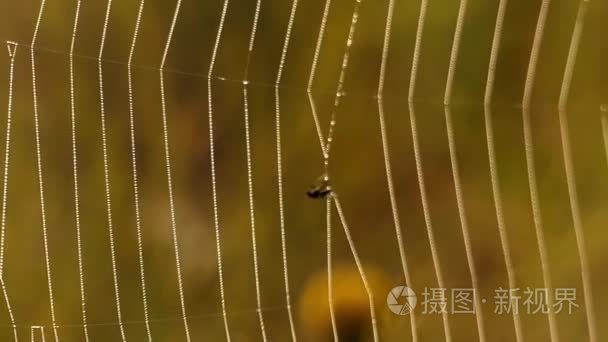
[0,0,607,341]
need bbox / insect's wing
[307,189,320,198]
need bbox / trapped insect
[307,174,332,199]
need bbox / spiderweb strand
[0,304,291,331]
[602,106,608,168]
[521,2,557,342]
[332,196,378,342]
[307,0,332,155]
[0,37,454,111]
[30,1,60,341]
[443,106,486,342]
[485,0,546,340]
[274,0,298,85]
[207,0,232,340]
[408,0,428,102]
[67,1,90,341]
[322,0,364,170]
[30,326,45,342]
[97,0,128,340]
[158,0,192,340]
[524,102,558,339]
[557,108,597,342]
[273,0,300,340]
[441,0,488,340]
[483,0,507,106]
[306,4,377,340]
[376,2,418,341]
[557,2,596,341]
[307,3,372,339]
[245,0,261,56]
[325,198,339,341]
[407,102,452,342]
[443,0,468,105]
[522,0,551,108]
[242,85,269,342]
[242,1,269,340]
[483,102,527,341]
[304,3,346,339]
[1,41,18,342]
[125,1,154,340]
[558,0,589,112]
[407,5,450,336]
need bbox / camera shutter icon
[387,286,417,315]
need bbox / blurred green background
[0,0,607,341]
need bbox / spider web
[0,0,605,341]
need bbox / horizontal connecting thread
[3,36,599,111]
[0,304,290,329]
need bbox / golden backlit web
[0,0,603,341]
